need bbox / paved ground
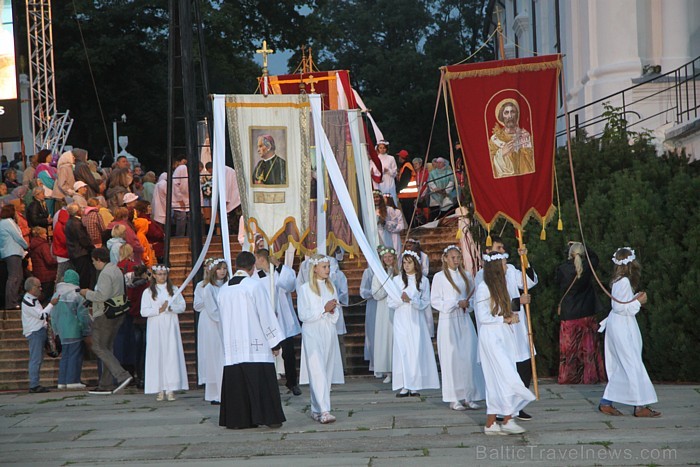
[0,378,698,466]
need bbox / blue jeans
[58,341,83,385]
[27,328,47,388]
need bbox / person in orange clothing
[133,217,156,267]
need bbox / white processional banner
[226,94,311,250]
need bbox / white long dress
[141,284,189,394]
[193,281,206,385]
[298,280,345,414]
[359,268,377,369]
[432,269,485,403]
[380,206,404,253]
[372,272,394,374]
[297,259,348,336]
[199,281,225,401]
[371,153,398,204]
[387,274,439,392]
[601,278,657,406]
[475,282,535,416]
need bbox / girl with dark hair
[387,250,439,398]
[199,259,229,404]
[598,247,660,417]
[140,265,188,401]
[432,245,485,411]
[475,252,535,435]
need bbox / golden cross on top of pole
[256,40,274,69]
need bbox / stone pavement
[0,378,698,466]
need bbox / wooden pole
[517,229,539,399]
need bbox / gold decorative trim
[443,59,561,80]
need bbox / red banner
[444,55,561,231]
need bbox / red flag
[444,55,561,231]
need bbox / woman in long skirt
[432,245,485,411]
[476,252,535,435]
[372,246,399,384]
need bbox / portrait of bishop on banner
[488,96,535,179]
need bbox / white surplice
[199,281,225,401]
[298,280,344,414]
[218,274,283,366]
[359,268,377,367]
[387,274,439,392]
[432,269,485,403]
[372,272,394,374]
[141,284,189,394]
[261,265,301,339]
[601,278,657,406]
[475,282,535,416]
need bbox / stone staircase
[0,226,463,392]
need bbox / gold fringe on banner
[443,59,562,81]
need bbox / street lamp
[113,114,127,158]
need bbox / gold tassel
[486,224,492,247]
[456,228,463,240]
[557,218,563,231]
[540,220,547,240]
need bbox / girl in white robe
[200,259,228,403]
[359,267,377,373]
[298,255,344,424]
[141,264,188,401]
[388,250,439,397]
[372,246,399,383]
[599,247,660,417]
[404,239,433,336]
[476,252,535,435]
[432,245,485,410]
[194,258,212,390]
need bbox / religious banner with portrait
[226,94,312,252]
[444,54,561,234]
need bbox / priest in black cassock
[218,252,286,429]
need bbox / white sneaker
[450,402,467,411]
[465,401,481,410]
[166,391,176,401]
[57,384,67,390]
[66,383,86,390]
[375,373,384,379]
[484,423,505,435]
[156,391,165,401]
[382,374,392,384]
[501,419,526,435]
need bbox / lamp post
[113,114,127,158]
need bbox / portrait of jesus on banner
[486,94,535,179]
[250,127,289,187]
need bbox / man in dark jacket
[64,203,95,288]
[26,187,51,228]
[73,148,103,199]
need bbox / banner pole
[517,228,539,400]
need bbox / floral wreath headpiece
[372,189,383,197]
[378,246,396,256]
[309,256,330,266]
[612,247,636,265]
[402,250,420,262]
[208,258,226,271]
[482,252,509,262]
[443,245,460,255]
[151,265,170,272]
[405,238,420,245]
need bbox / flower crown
[402,250,420,262]
[208,258,226,271]
[405,238,420,245]
[482,252,509,262]
[151,265,170,272]
[372,190,383,197]
[612,247,636,265]
[443,245,460,255]
[378,246,396,256]
[309,256,330,266]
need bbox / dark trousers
[281,337,298,389]
[4,255,23,308]
[517,358,533,389]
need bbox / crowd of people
[5,145,661,436]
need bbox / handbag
[104,275,131,319]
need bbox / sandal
[598,404,623,416]
[634,406,661,418]
[319,412,336,424]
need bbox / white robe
[475,282,535,416]
[141,284,189,394]
[218,274,283,365]
[199,282,225,401]
[371,153,398,204]
[359,268,377,367]
[475,263,538,362]
[432,269,485,403]
[372,272,394,374]
[296,258,348,335]
[601,278,657,406]
[387,274,439,392]
[377,206,404,253]
[261,265,301,339]
[298,280,344,414]
[193,281,206,384]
